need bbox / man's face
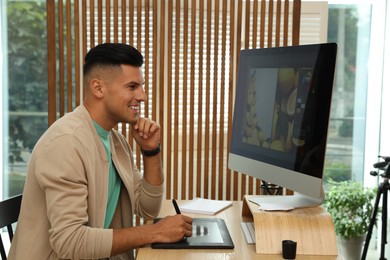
[102,64,146,125]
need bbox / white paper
[179,198,233,215]
[258,202,294,211]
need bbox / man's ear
[89,79,104,98]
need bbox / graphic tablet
[151,218,234,249]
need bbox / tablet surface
[151,218,234,249]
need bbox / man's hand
[153,215,193,243]
[131,117,160,151]
[111,214,193,256]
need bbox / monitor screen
[228,43,337,208]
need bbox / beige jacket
[9,104,164,260]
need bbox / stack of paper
[179,198,233,215]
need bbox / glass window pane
[324,4,371,183]
[3,1,48,198]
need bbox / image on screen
[243,67,314,150]
[241,67,319,175]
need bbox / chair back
[0,195,22,260]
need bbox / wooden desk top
[136,200,341,260]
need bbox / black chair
[0,195,22,260]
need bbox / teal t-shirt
[93,121,122,228]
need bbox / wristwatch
[141,143,161,157]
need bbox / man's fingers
[154,214,193,242]
[133,118,160,139]
[184,222,193,237]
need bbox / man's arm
[120,118,193,255]
[141,147,163,185]
[135,145,164,219]
[111,214,192,256]
[131,117,163,186]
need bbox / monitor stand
[242,195,338,255]
[248,190,325,209]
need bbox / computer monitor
[228,43,337,208]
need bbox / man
[9,43,192,260]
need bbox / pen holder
[282,240,297,259]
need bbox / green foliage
[323,161,351,182]
[6,1,48,163]
[338,109,354,137]
[338,120,353,137]
[7,173,26,197]
[7,2,47,110]
[324,180,376,240]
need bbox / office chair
[0,194,22,260]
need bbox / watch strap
[141,143,161,157]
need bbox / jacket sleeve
[128,148,164,219]
[35,135,113,259]
[111,130,164,220]
[135,173,164,219]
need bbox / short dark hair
[83,43,144,76]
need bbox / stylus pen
[172,199,181,214]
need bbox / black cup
[282,240,297,259]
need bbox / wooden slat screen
[47,0,301,202]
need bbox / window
[324,3,372,183]
[1,1,47,198]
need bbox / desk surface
[136,200,341,260]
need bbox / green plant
[324,180,376,240]
[323,161,352,182]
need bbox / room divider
[46,0,301,202]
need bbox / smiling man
[9,43,192,260]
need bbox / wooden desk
[136,200,341,260]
